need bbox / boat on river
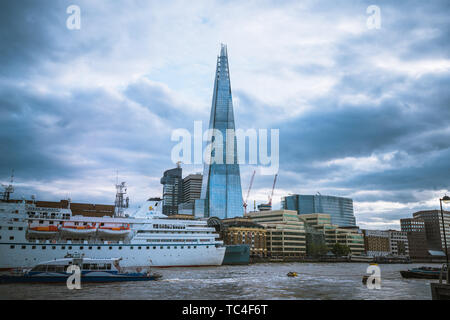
[0,253,162,284]
[400,266,447,280]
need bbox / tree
[331,243,351,256]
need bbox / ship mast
[114,175,129,217]
[1,170,15,201]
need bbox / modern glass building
[195,44,243,219]
[160,166,183,215]
[282,194,356,227]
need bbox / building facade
[400,217,429,259]
[389,230,409,256]
[182,174,202,204]
[245,210,307,259]
[220,217,267,257]
[195,44,244,219]
[412,210,450,253]
[160,166,183,216]
[300,214,364,255]
[282,194,356,227]
[362,230,391,257]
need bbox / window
[97,247,101,250]
[9,236,14,240]
[138,247,141,250]
[52,246,56,250]
[109,247,112,250]
[68,246,72,250]
[10,245,15,249]
[119,247,122,250]
[21,245,26,249]
[42,246,46,250]
[88,247,92,250]
[61,246,66,250]
[8,227,13,230]
[32,246,36,249]
[80,246,84,250]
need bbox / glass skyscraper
[282,194,357,227]
[195,44,243,219]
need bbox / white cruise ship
[0,184,225,270]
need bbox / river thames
[0,262,438,300]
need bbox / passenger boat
[0,253,162,284]
[0,183,225,270]
[400,266,447,280]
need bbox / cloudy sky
[1,0,449,229]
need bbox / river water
[0,263,439,300]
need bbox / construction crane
[243,170,256,214]
[257,173,278,211]
[268,173,278,206]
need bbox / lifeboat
[60,222,97,237]
[27,225,59,237]
[97,224,132,238]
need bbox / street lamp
[439,195,450,284]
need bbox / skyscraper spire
[195,44,244,219]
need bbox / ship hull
[0,243,226,269]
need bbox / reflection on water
[0,263,437,300]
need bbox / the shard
[195,44,244,219]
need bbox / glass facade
[199,44,243,219]
[160,167,183,215]
[282,194,356,227]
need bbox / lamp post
[439,195,450,284]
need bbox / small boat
[287,272,298,277]
[0,253,162,284]
[400,266,447,280]
[60,222,97,237]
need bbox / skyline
[1,1,450,230]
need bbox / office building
[400,217,429,259]
[220,217,268,257]
[389,230,409,256]
[413,210,450,253]
[282,194,356,227]
[160,165,183,215]
[245,210,307,259]
[300,213,364,255]
[362,230,391,257]
[182,174,202,204]
[196,44,244,219]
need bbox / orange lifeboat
[97,224,132,238]
[28,225,59,236]
[60,222,97,237]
